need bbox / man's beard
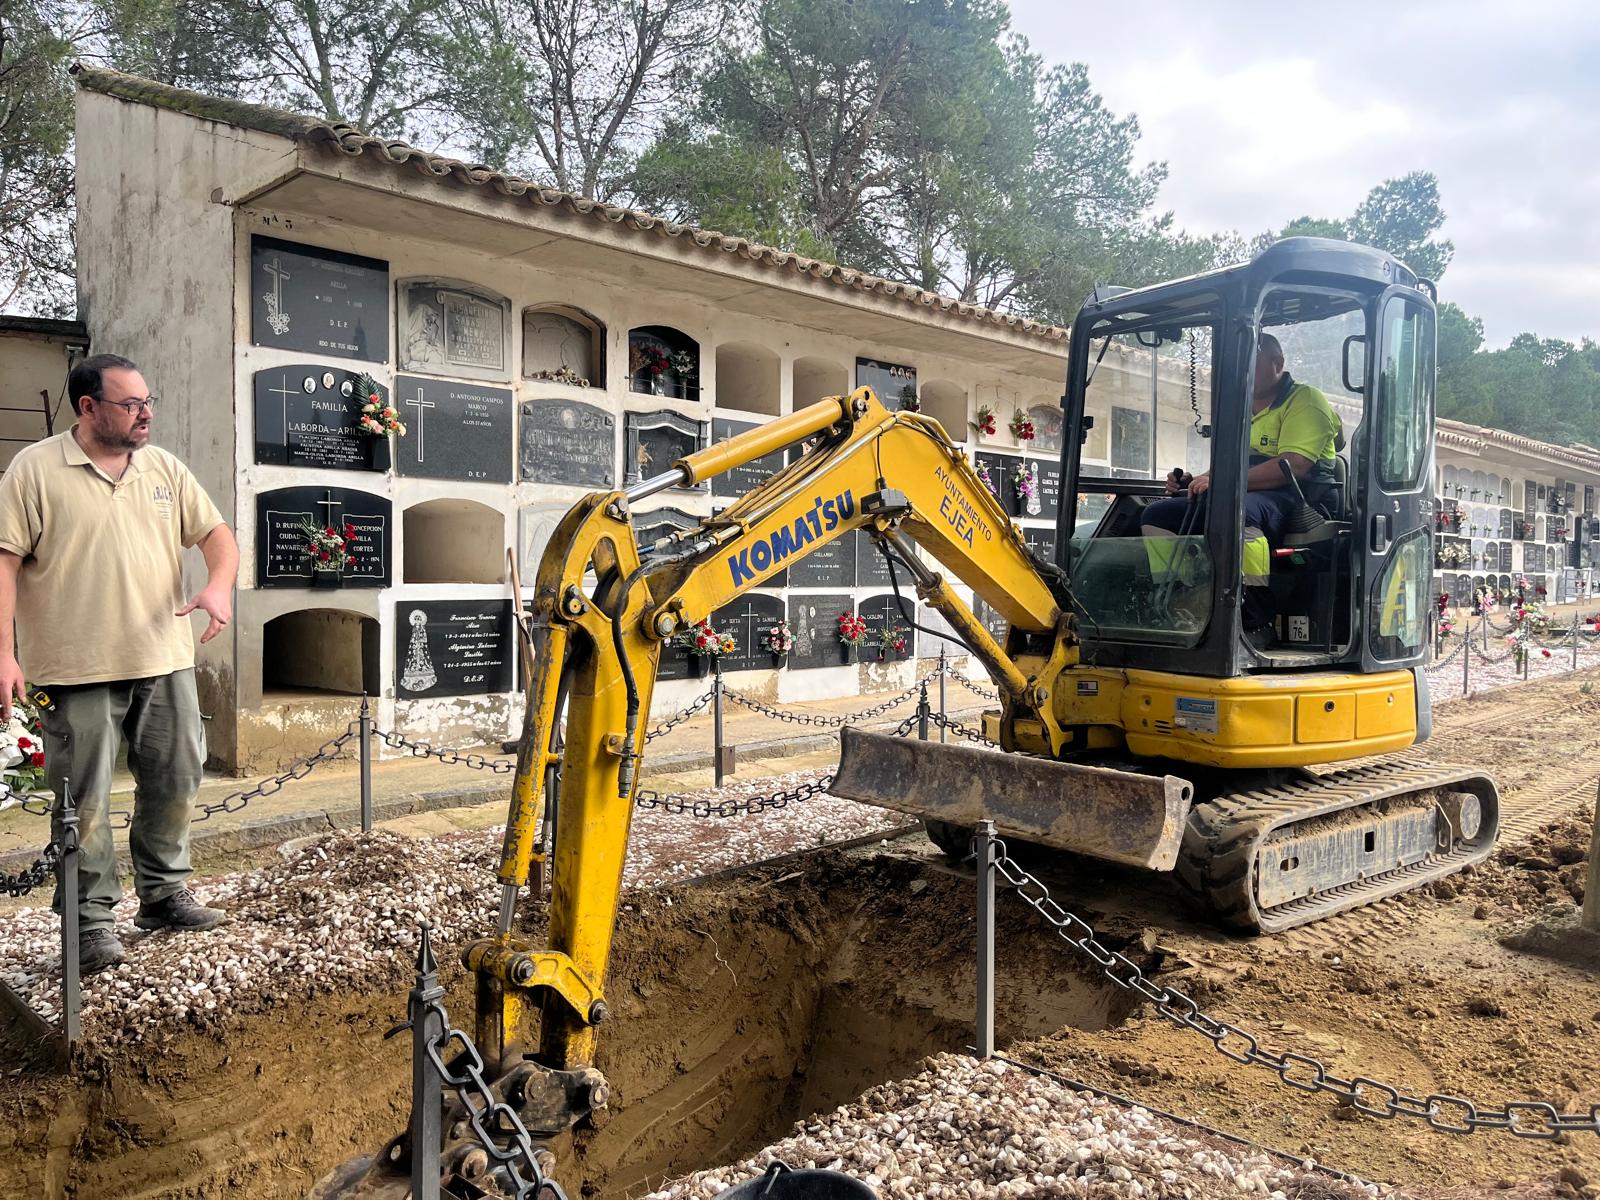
[88,421,149,452]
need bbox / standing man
[0,354,239,973]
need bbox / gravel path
[641,1054,1373,1200]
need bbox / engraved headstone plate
[711,418,787,499]
[253,364,390,470]
[972,596,1009,644]
[786,594,853,671]
[855,357,917,410]
[1023,526,1056,564]
[397,279,512,382]
[1035,458,1062,521]
[785,529,854,588]
[857,594,913,662]
[855,529,913,589]
[914,602,965,657]
[393,375,513,483]
[625,410,708,487]
[256,487,391,588]
[710,594,786,672]
[395,600,515,698]
[250,236,388,361]
[1499,542,1512,571]
[1499,508,1513,539]
[520,399,615,488]
[975,451,1024,516]
[633,506,700,551]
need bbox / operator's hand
[0,654,26,723]
[177,584,232,645]
[1165,467,1192,495]
[1187,471,1212,498]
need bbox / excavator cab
[1059,237,1436,682]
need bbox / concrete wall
[0,328,82,471]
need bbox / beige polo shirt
[0,429,225,686]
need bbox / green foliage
[1265,171,1454,280]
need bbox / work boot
[134,888,226,932]
[80,929,126,974]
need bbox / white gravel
[641,1054,1374,1200]
[0,769,902,1050]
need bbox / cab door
[1359,287,1437,670]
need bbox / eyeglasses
[95,396,157,415]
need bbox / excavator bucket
[833,728,1194,870]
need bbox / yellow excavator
[328,239,1497,1195]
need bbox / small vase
[312,568,344,590]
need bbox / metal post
[917,681,930,740]
[974,819,996,1061]
[1463,619,1470,696]
[712,662,734,786]
[358,694,374,833]
[938,646,948,744]
[1523,638,1530,680]
[1574,615,1580,671]
[58,779,80,1049]
[1583,780,1600,933]
[408,922,444,1200]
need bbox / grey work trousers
[39,668,206,932]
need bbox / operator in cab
[1142,332,1341,632]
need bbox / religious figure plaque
[395,600,515,699]
[786,594,854,671]
[250,236,388,361]
[397,279,513,382]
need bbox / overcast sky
[1007,0,1597,348]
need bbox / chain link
[0,839,60,897]
[643,688,716,742]
[991,843,1600,1139]
[1426,638,1465,668]
[635,771,839,818]
[423,1000,569,1199]
[949,672,1000,702]
[723,675,935,728]
[930,710,998,746]
[373,729,514,775]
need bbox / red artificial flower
[1541,648,1552,658]
[319,550,331,562]
[29,752,43,767]
[16,737,29,750]
[325,526,336,537]
[368,392,381,404]
[344,523,356,537]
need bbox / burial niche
[522,305,605,388]
[917,379,966,441]
[793,357,848,408]
[715,342,780,416]
[261,608,379,697]
[403,499,505,584]
[629,326,699,400]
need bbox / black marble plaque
[1023,526,1057,564]
[1587,485,1596,517]
[250,235,388,360]
[256,487,391,588]
[1526,543,1546,573]
[975,451,1024,516]
[625,410,708,486]
[785,530,855,588]
[857,594,913,662]
[854,530,914,589]
[786,594,855,670]
[1498,508,1513,539]
[253,365,391,470]
[655,638,702,682]
[520,399,615,488]
[395,600,515,699]
[711,418,787,499]
[855,357,917,410]
[393,376,513,483]
[972,596,1009,644]
[914,602,966,657]
[1500,542,1513,571]
[633,506,700,550]
[710,594,787,672]
[1035,458,1062,521]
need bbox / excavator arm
[465,388,1084,1126]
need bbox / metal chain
[930,710,997,746]
[949,672,1000,702]
[722,675,934,728]
[0,840,61,897]
[643,687,716,743]
[635,771,839,818]
[1468,640,1521,666]
[1426,638,1465,668]
[373,729,514,774]
[190,726,364,824]
[992,843,1600,1139]
[423,998,569,1199]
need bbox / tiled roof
[71,65,1069,346]
[1438,417,1600,475]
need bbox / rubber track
[1177,760,1500,934]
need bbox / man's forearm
[0,553,19,660]
[200,525,239,590]
[1244,454,1313,492]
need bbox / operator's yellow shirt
[0,429,225,686]
[1249,376,1340,479]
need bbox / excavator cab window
[1068,298,1220,647]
